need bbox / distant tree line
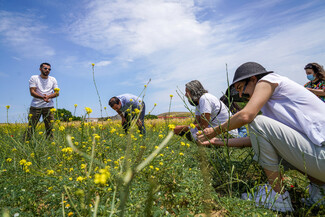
[55,108,82,122]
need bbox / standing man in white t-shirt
[25,63,59,141]
[174,80,237,141]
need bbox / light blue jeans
[249,115,325,182]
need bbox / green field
[0,118,323,216]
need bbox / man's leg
[25,107,41,141]
[123,112,131,134]
[249,115,325,193]
[42,107,54,140]
[137,103,146,135]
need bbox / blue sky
[1,0,324,123]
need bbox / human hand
[173,125,187,135]
[43,94,50,102]
[197,137,222,146]
[196,127,216,143]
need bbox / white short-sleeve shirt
[194,93,238,136]
[260,73,325,146]
[29,75,58,108]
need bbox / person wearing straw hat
[197,62,325,212]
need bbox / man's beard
[188,98,198,106]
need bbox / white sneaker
[302,183,325,206]
[241,184,294,212]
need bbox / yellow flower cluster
[85,107,92,114]
[61,147,73,154]
[6,105,10,109]
[59,126,65,131]
[50,108,56,113]
[54,88,60,93]
[94,168,111,185]
[19,159,32,172]
[93,134,100,140]
[134,108,140,114]
[47,170,55,175]
[168,124,175,130]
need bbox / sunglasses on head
[43,67,51,71]
[304,64,313,70]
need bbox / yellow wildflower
[92,63,95,66]
[59,126,65,131]
[6,158,12,162]
[50,108,56,113]
[168,124,175,130]
[85,107,92,114]
[170,94,173,98]
[76,176,84,182]
[179,152,184,156]
[68,212,73,216]
[6,105,10,109]
[19,159,27,165]
[47,170,55,175]
[74,104,78,107]
[54,88,60,93]
[190,123,196,129]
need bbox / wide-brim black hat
[226,62,273,102]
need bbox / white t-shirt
[29,75,58,108]
[194,93,238,136]
[260,73,325,146]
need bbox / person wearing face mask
[304,63,325,102]
[173,80,237,141]
[197,62,325,212]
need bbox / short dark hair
[185,80,208,102]
[40,63,51,68]
[109,97,120,107]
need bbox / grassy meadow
[0,115,324,217]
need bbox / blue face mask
[307,74,315,81]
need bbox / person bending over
[109,94,146,135]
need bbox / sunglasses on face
[43,67,51,71]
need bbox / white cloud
[0,11,55,58]
[68,0,211,58]
[66,0,325,112]
[95,60,111,66]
